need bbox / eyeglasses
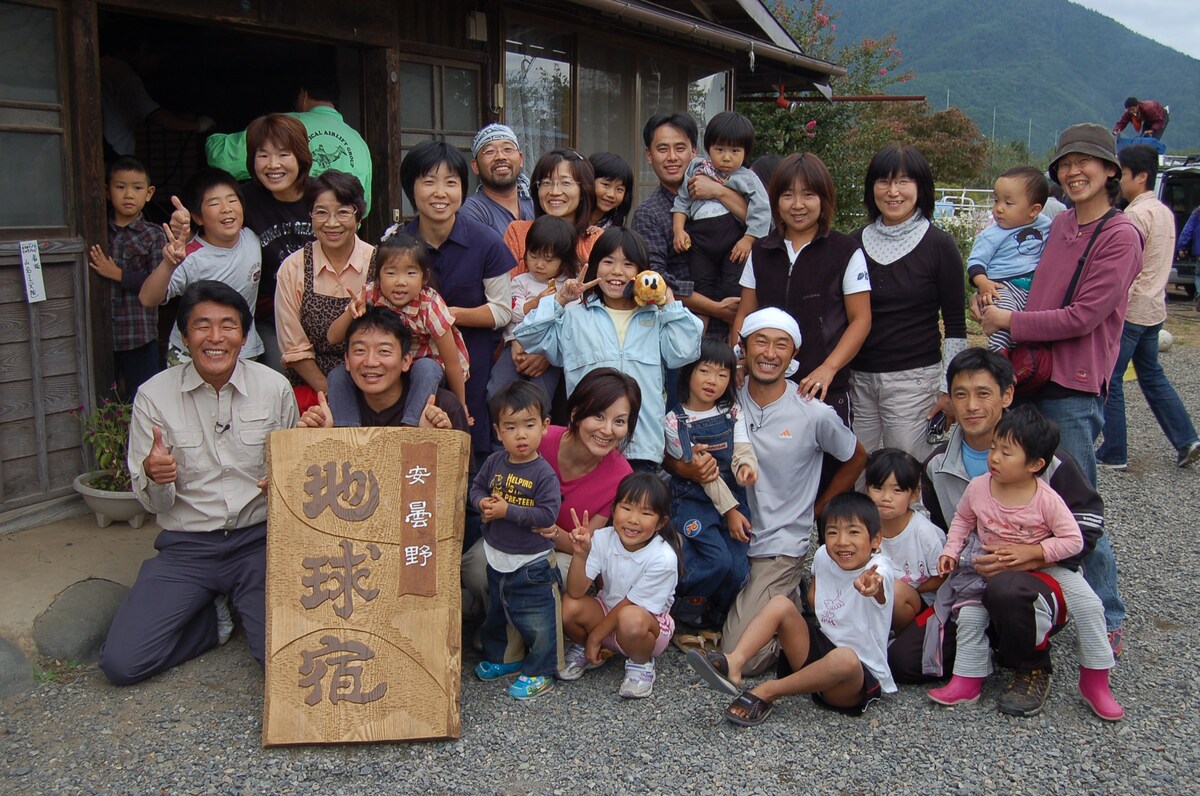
[874,177,915,189]
[478,144,519,159]
[1056,155,1096,172]
[536,179,578,191]
[312,208,357,224]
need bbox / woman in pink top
[537,368,639,544]
[975,124,1141,646]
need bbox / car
[1157,158,1200,298]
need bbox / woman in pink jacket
[976,123,1143,653]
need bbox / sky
[1071,0,1200,60]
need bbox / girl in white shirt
[560,473,683,699]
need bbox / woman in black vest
[731,153,871,426]
[848,144,966,461]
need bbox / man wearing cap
[460,123,534,237]
[720,308,867,675]
[977,123,1142,654]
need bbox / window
[397,59,480,217]
[505,25,572,167]
[503,20,730,203]
[0,2,67,231]
[637,57,728,201]
[576,40,636,167]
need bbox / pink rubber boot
[1079,666,1124,721]
[928,675,985,706]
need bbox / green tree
[885,102,989,186]
[740,1,988,226]
[740,0,911,227]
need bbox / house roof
[567,0,845,97]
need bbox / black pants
[687,213,746,341]
[99,523,267,685]
[887,570,1061,683]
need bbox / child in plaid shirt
[89,157,165,399]
[328,232,470,423]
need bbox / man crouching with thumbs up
[100,280,297,686]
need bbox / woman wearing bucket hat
[975,123,1143,653]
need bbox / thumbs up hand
[299,391,335,428]
[144,426,177,485]
[418,394,452,429]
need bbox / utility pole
[1028,118,1032,153]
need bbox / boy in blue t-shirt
[967,166,1051,354]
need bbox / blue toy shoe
[475,659,523,680]
[507,674,554,700]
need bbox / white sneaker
[214,594,233,645]
[619,660,656,699]
[559,643,602,681]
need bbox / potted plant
[72,393,148,529]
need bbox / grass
[34,658,87,685]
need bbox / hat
[472,123,520,157]
[739,308,802,378]
[1048,123,1119,185]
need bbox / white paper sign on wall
[19,240,47,304]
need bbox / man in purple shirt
[460,123,534,237]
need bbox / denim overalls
[669,404,751,628]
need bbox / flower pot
[72,471,148,529]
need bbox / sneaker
[1177,442,1200,468]
[1096,459,1128,471]
[214,594,233,646]
[1108,627,1124,658]
[559,644,604,681]
[475,659,523,680]
[997,669,1051,717]
[618,660,656,699]
[507,674,554,700]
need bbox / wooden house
[0,0,842,527]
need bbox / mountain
[826,0,1200,152]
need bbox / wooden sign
[263,426,470,746]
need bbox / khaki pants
[721,554,806,677]
[849,363,942,462]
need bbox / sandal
[725,691,774,726]
[671,632,706,654]
[685,649,740,696]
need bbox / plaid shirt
[630,186,694,297]
[367,284,471,379]
[108,213,165,351]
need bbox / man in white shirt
[721,308,867,675]
[99,281,297,685]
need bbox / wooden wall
[0,241,91,512]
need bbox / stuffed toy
[632,270,668,307]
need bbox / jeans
[1098,321,1199,464]
[481,556,562,677]
[671,480,749,627]
[1035,392,1126,630]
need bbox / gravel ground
[4,321,1200,795]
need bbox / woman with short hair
[274,169,373,409]
[849,143,966,462]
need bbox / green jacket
[204,106,373,215]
